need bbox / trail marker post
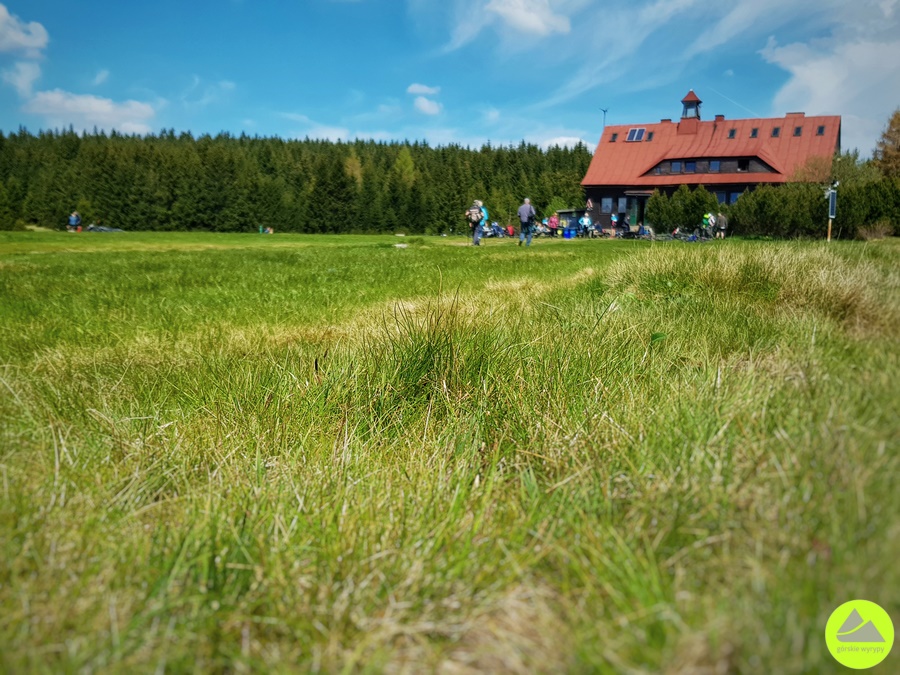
[826,187,837,242]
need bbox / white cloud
[755,0,900,155]
[24,89,156,134]
[407,83,440,95]
[538,0,702,108]
[763,36,900,154]
[92,68,109,86]
[539,135,588,149]
[298,124,351,142]
[485,0,570,36]
[414,96,442,115]
[2,60,39,97]
[181,76,236,108]
[0,4,49,57]
[280,112,311,124]
[440,0,575,50]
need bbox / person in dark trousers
[517,197,537,247]
[466,200,483,246]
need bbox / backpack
[466,207,482,224]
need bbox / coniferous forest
[0,128,592,233]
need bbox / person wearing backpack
[466,200,484,246]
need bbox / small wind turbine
[599,107,608,128]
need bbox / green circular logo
[826,600,894,669]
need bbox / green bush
[646,185,718,231]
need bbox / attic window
[750,128,759,138]
[671,161,682,173]
[685,161,696,173]
[737,159,750,172]
[646,131,654,141]
[626,128,646,142]
[610,133,618,142]
[772,127,781,138]
[793,126,802,137]
[816,125,825,136]
[728,129,736,139]
[710,160,720,172]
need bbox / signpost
[826,187,837,242]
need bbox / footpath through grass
[1,232,898,673]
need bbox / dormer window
[626,128,646,142]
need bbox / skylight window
[728,129,736,139]
[610,133,618,142]
[750,128,759,138]
[772,127,781,138]
[626,128,646,142]
[794,126,803,137]
[646,131,654,141]
[816,125,825,136]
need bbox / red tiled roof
[681,90,701,103]
[582,113,841,188]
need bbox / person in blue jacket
[67,210,81,232]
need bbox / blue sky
[1,0,898,156]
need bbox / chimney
[715,114,725,121]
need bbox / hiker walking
[466,200,484,246]
[517,197,536,247]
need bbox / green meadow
[1,232,898,673]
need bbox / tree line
[0,128,591,233]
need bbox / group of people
[466,199,599,246]
[467,200,730,245]
[704,212,728,239]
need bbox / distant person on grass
[716,212,728,239]
[67,210,81,232]
[517,197,537,247]
[466,200,483,246]
[578,211,592,238]
[548,212,559,237]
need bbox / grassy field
[1,231,898,673]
